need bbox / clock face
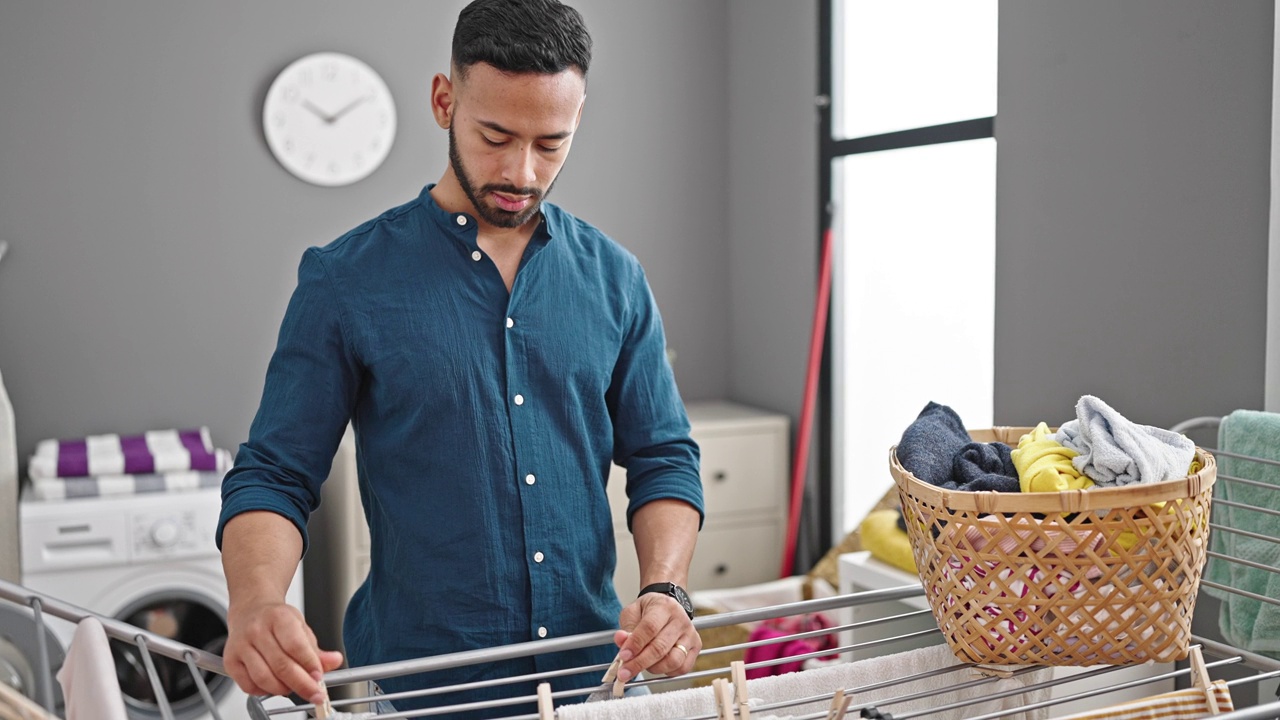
[263,52,397,187]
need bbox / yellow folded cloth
[1012,422,1095,493]
[859,509,917,574]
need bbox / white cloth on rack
[56,617,127,720]
[556,644,1051,720]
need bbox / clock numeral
[352,152,364,169]
[283,85,299,103]
[273,113,286,128]
[323,63,337,81]
[300,69,313,86]
[305,153,316,168]
[328,161,340,176]
[370,138,381,151]
[283,139,295,154]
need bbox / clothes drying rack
[0,416,1276,720]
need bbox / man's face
[447,63,586,228]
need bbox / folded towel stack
[28,428,230,501]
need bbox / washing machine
[19,486,304,720]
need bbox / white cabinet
[609,401,790,601]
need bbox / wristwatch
[638,582,695,619]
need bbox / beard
[448,125,557,229]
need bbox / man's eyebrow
[477,119,573,141]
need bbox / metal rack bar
[136,635,176,720]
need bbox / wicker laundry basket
[889,427,1216,666]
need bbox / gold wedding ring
[674,643,689,656]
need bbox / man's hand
[223,599,343,706]
[612,593,701,684]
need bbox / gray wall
[0,1,730,465]
[726,0,820,424]
[995,0,1274,428]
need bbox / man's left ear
[574,95,586,128]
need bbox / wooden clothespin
[730,660,751,720]
[1189,645,1222,715]
[537,682,556,720]
[825,689,852,720]
[601,652,626,698]
[712,677,735,720]
[314,679,332,719]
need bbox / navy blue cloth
[896,402,1020,492]
[217,185,703,716]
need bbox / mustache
[482,184,542,198]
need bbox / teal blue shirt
[217,185,703,714]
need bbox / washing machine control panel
[132,508,214,560]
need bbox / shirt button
[456,215,467,226]
[534,551,544,563]
[471,250,482,262]
[525,474,536,485]
[514,394,525,406]
[506,317,514,329]
[538,626,548,638]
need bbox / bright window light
[835,138,996,533]
[837,0,998,139]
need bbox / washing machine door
[108,590,233,720]
[0,603,66,715]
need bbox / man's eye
[483,136,507,147]
[539,144,563,154]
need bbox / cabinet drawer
[696,431,786,516]
[689,518,782,591]
[611,517,783,601]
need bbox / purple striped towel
[30,462,229,501]
[29,428,220,480]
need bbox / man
[216,0,704,715]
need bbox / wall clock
[262,52,397,187]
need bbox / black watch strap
[638,582,695,619]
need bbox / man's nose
[502,145,537,189]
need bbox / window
[822,0,999,539]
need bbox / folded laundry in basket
[29,427,220,480]
[1205,409,1280,659]
[29,454,229,500]
[1052,395,1195,487]
[897,402,1020,492]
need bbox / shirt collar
[418,183,556,252]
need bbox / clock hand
[328,94,373,123]
[301,98,334,123]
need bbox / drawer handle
[715,564,728,576]
[713,471,727,482]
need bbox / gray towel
[896,402,1020,492]
[1052,395,1195,487]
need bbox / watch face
[671,585,694,614]
[262,52,397,187]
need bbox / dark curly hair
[452,0,592,79]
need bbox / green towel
[1205,409,1280,658]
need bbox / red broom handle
[780,227,834,578]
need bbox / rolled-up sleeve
[607,264,704,530]
[216,248,361,553]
